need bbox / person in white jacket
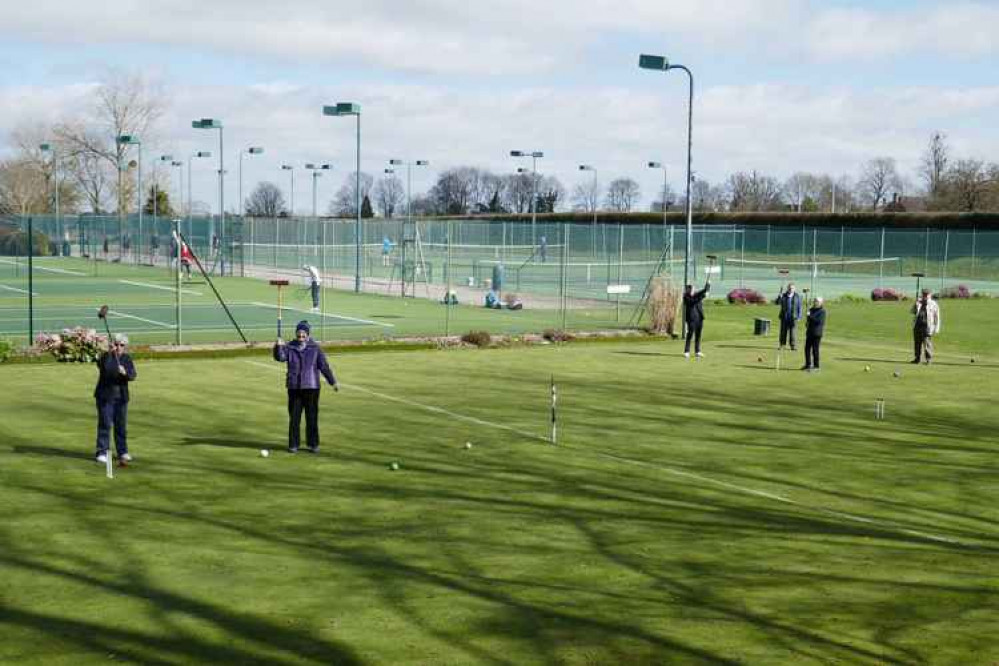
[911,288,941,364]
[303,265,321,312]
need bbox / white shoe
[683,352,690,359]
[696,352,704,358]
[96,453,108,464]
[120,453,133,463]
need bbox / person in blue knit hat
[273,320,338,453]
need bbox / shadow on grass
[12,445,86,460]
[179,436,276,450]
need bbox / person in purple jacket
[273,320,339,453]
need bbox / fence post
[924,227,930,274]
[766,224,771,257]
[878,227,886,287]
[971,226,977,278]
[27,217,34,346]
[617,224,624,322]
[941,230,950,292]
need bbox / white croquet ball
[260,449,270,458]
[465,442,473,450]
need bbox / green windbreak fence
[3,214,998,347]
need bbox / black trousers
[684,320,704,353]
[288,389,321,451]
[779,319,797,349]
[804,335,821,369]
[95,397,129,457]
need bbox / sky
[1,0,997,213]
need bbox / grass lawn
[1,301,997,664]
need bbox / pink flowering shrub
[727,288,767,304]
[871,287,904,301]
[938,284,972,299]
[35,327,108,362]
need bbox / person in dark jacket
[682,280,711,358]
[273,320,338,453]
[775,282,803,351]
[94,334,137,464]
[802,297,826,371]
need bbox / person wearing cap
[303,265,322,312]
[93,334,137,465]
[802,297,826,372]
[274,321,338,453]
[911,288,941,364]
[682,279,711,358]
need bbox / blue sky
[1,0,997,212]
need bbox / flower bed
[871,287,904,301]
[34,327,108,362]
[727,288,767,304]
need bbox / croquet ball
[390,462,400,471]
[465,442,473,450]
[970,358,976,364]
[757,355,764,363]
[893,371,901,378]
[260,449,270,458]
[864,365,871,372]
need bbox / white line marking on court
[0,284,37,295]
[248,302,394,327]
[107,309,174,329]
[246,360,544,441]
[247,359,967,547]
[0,258,86,275]
[119,280,203,295]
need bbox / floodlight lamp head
[39,143,52,152]
[510,150,525,157]
[323,102,360,116]
[196,151,212,158]
[160,154,173,161]
[531,151,544,158]
[389,159,403,165]
[320,164,331,170]
[415,160,429,166]
[648,161,662,168]
[116,135,138,145]
[248,147,264,154]
[192,118,222,129]
[384,168,394,174]
[305,163,316,170]
[639,54,669,71]
[171,161,182,167]
[281,164,293,170]
[516,167,529,174]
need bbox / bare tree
[536,175,565,213]
[857,157,902,210]
[605,178,641,212]
[0,158,46,215]
[503,172,534,213]
[920,132,949,205]
[54,70,165,215]
[372,174,405,218]
[783,172,825,211]
[942,159,996,212]
[571,177,599,213]
[726,171,783,211]
[479,172,507,213]
[245,182,286,217]
[330,172,374,217]
[649,183,677,212]
[428,167,484,215]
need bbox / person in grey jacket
[775,282,803,351]
[273,321,338,453]
[94,334,137,465]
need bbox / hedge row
[439,211,999,230]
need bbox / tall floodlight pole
[192,119,225,273]
[388,159,430,225]
[648,162,669,229]
[640,53,694,331]
[117,135,141,262]
[281,165,295,217]
[188,151,212,241]
[578,164,598,254]
[323,102,362,292]
[39,143,61,246]
[171,160,183,225]
[239,147,264,218]
[511,150,543,245]
[305,163,331,218]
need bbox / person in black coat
[802,297,826,371]
[94,334,137,464]
[682,280,711,358]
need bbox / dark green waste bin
[754,318,771,336]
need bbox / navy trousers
[96,397,129,457]
[310,283,320,308]
[288,389,321,451]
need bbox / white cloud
[3,77,998,211]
